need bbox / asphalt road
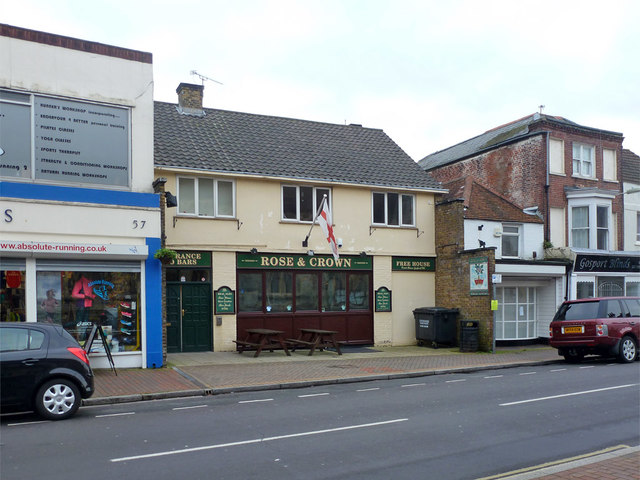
[2,360,639,480]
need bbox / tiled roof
[419,113,623,170]
[621,149,640,184]
[439,177,543,223]
[154,102,443,191]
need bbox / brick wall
[435,199,496,351]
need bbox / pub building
[156,83,444,353]
[0,25,163,368]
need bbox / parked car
[549,297,640,363]
[0,322,94,420]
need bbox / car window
[556,301,600,321]
[624,299,640,317]
[602,299,623,318]
[0,328,45,352]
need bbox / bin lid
[413,307,459,314]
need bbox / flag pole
[302,195,327,247]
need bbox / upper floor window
[569,201,611,250]
[637,212,640,243]
[501,224,520,257]
[177,177,235,217]
[549,138,565,175]
[372,192,415,227]
[572,143,594,178]
[602,148,617,182]
[281,185,330,222]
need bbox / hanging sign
[469,256,489,296]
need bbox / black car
[0,322,94,420]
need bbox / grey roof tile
[154,102,442,191]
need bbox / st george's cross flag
[317,196,339,260]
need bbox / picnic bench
[287,328,342,356]
[233,328,291,358]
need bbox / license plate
[562,326,584,334]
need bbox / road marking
[173,405,208,411]
[550,368,566,372]
[298,393,329,398]
[238,398,273,404]
[8,420,49,426]
[401,383,426,388]
[446,379,466,383]
[579,366,595,369]
[484,375,503,379]
[500,384,638,406]
[110,418,409,462]
[519,372,536,376]
[96,412,136,418]
[357,387,380,392]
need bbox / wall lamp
[307,250,314,256]
[250,248,258,254]
[165,191,177,208]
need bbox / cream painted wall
[0,35,154,193]
[161,172,437,257]
[160,170,438,349]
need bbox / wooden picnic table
[233,328,291,358]
[287,328,342,356]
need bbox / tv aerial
[190,70,223,86]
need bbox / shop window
[348,274,370,310]
[597,277,624,297]
[576,281,594,299]
[177,177,235,218]
[296,273,319,311]
[1,270,26,322]
[281,185,330,222]
[238,273,263,312]
[35,271,141,353]
[322,272,346,311]
[627,282,640,297]
[265,272,292,312]
[372,192,415,227]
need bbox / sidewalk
[85,345,638,479]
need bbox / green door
[167,283,212,352]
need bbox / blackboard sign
[375,287,392,312]
[215,286,235,314]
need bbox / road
[1,360,638,480]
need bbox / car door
[0,327,48,407]
[622,298,640,336]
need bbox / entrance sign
[215,286,235,314]
[375,287,392,312]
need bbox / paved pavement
[86,344,639,479]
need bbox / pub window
[322,272,346,311]
[238,273,263,312]
[281,185,330,222]
[372,192,415,227]
[348,274,370,310]
[177,177,235,218]
[265,271,292,312]
[295,273,319,311]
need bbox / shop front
[0,240,161,369]
[571,252,640,298]
[236,253,373,344]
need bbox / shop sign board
[215,286,235,314]
[237,253,372,270]
[375,287,392,312]
[392,256,436,271]
[574,254,639,273]
[170,251,211,267]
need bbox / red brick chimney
[176,82,204,116]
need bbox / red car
[549,297,640,363]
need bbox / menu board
[215,286,235,314]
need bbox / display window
[1,270,26,322]
[35,270,141,353]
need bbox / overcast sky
[4,0,639,160]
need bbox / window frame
[281,185,331,223]
[602,148,617,182]
[177,176,236,218]
[572,143,595,179]
[371,191,415,227]
[568,197,612,251]
[501,224,521,258]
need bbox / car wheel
[34,379,81,420]
[563,348,584,363]
[618,336,637,364]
